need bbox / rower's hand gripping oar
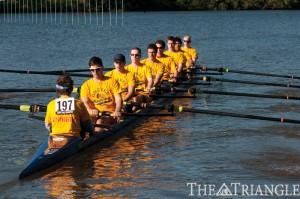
[124,102,300,125]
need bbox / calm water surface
[0,11,300,198]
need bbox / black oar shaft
[0,104,47,112]
[152,87,300,100]
[171,82,212,86]
[0,68,113,75]
[179,107,300,124]
[202,67,300,80]
[197,76,300,89]
[150,95,196,98]
[126,102,300,124]
[199,90,300,100]
[188,72,223,76]
[0,104,22,110]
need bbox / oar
[0,68,114,75]
[98,112,174,117]
[193,76,300,89]
[0,104,174,117]
[0,104,47,112]
[170,82,212,86]
[124,102,300,125]
[200,66,300,80]
[0,88,79,93]
[153,87,300,101]
[0,69,92,77]
[150,95,196,99]
[187,71,224,76]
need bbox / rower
[164,36,184,75]
[174,37,193,71]
[155,39,178,82]
[45,74,94,147]
[125,47,153,107]
[141,44,165,87]
[105,54,136,103]
[80,56,122,131]
[181,35,198,66]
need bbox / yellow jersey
[164,50,184,68]
[105,69,135,99]
[181,46,198,60]
[45,95,90,137]
[80,77,122,112]
[125,63,152,90]
[156,55,177,81]
[141,58,165,77]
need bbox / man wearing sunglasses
[181,35,198,66]
[155,39,178,82]
[125,47,153,106]
[174,37,193,70]
[80,56,122,131]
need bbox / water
[0,11,300,198]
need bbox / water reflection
[37,115,180,198]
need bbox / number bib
[55,97,75,114]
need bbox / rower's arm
[177,62,183,73]
[153,73,163,87]
[114,93,123,112]
[81,97,94,112]
[123,85,135,102]
[146,76,153,90]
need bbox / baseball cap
[114,54,126,62]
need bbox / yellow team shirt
[156,55,177,81]
[80,77,122,112]
[164,51,184,69]
[105,69,136,99]
[180,50,192,69]
[141,58,165,77]
[45,96,91,137]
[125,63,152,90]
[181,46,198,60]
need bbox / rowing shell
[18,80,192,179]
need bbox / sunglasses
[90,68,101,72]
[157,47,164,49]
[184,40,191,43]
[130,54,140,57]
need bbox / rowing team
[45,35,198,141]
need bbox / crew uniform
[125,63,152,102]
[141,58,165,86]
[80,76,122,112]
[156,54,177,81]
[45,95,91,137]
[105,69,135,100]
